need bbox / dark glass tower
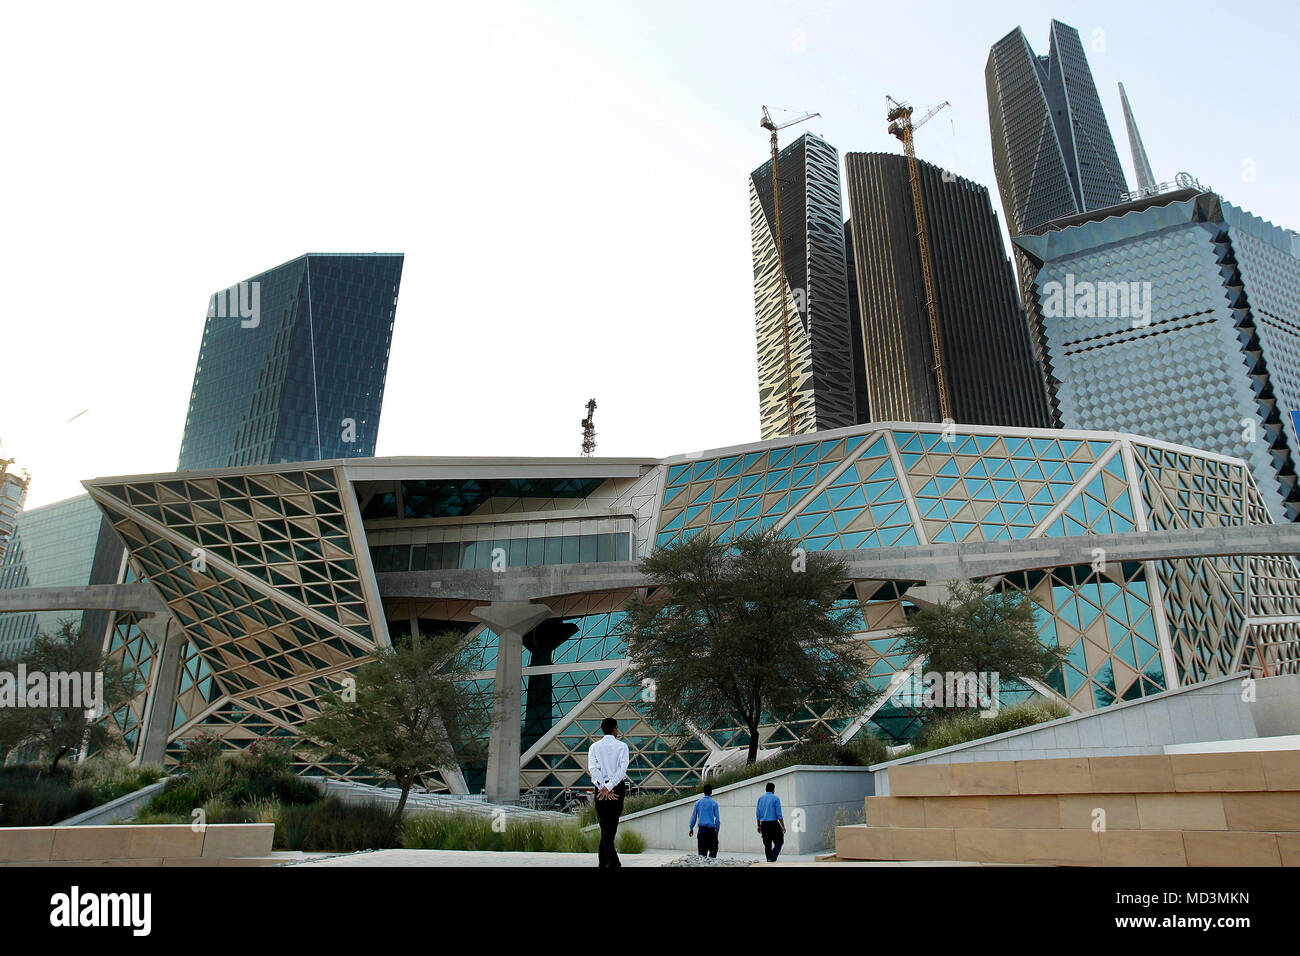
[986,20,1128,421]
[843,153,1049,428]
[178,253,403,470]
[749,133,857,438]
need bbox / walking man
[688,784,721,858]
[587,716,630,868]
[756,781,785,862]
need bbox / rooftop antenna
[580,399,597,456]
[1118,82,1156,195]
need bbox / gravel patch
[661,854,756,867]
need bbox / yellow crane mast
[887,95,952,423]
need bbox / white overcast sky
[3,0,1297,508]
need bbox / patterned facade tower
[1015,191,1300,522]
[843,153,1049,428]
[178,253,404,471]
[750,133,857,439]
[986,20,1129,421]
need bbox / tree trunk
[50,747,70,774]
[746,720,760,764]
[396,779,411,815]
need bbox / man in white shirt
[587,716,630,867]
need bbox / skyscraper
[0,458,28,568]
[986,20,1129,421]
[178,253,404,471]
[843,153,1049,428]
[750,133,857,438]
[0,493,123,659]
[986,19,1128,237]
[1015,189,1300,521]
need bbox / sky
[3,0,1297,508]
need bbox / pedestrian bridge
[3,524,1299,613]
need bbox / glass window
[596,533,613,562]
[509,538,527,568]
[615,533,630,560]
[544,537,562,565]
[411,545,426,573]
[579,535,597,563]
[561,535,579,564]
[526,538,544,566]
[460,541,477,569]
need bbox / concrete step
[836,824,1300,866]
[887,751,1300,798]
[866,789,1300,831]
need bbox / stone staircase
[835,751,1300,866]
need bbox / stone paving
[286,848,821,867]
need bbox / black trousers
[760,820,784,862]
[696,825,718,858]
[595,782,626,868]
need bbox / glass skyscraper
[178,253,404,471]
[986,20,1129,422]
[0,494,121,659]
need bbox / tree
[896,579,1067,713]
[621,529,869,765]
[0,618,138,772]
[302,631,488,813]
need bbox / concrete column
[472,602,551,805]
[137,612,184,767]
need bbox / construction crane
[580,399,597,456]
[887,95,952,422]
[761,104,820,436]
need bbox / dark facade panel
[178,253,403,471]
[844,152,1049,428]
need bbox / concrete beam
[471,602,552,805]
[377,524,1300,603]
[0,583,165,615]
[137,613,184,766]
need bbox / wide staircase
[834,751,1300,866]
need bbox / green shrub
[402,811,597,853]
[276,798,401,852]
[0,759,163,826]
[0,767,93,825]
[70,759,163,804]
[144,779,205,816]
[616,828,646,854]
[177,733,225,771]
[243,738,294,775]
[909,698,1070,755]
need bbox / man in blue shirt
[755,781,785,862]
[688,784,721,857]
